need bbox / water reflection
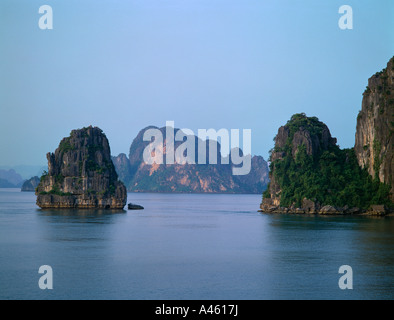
[2,189,393,300]
[263,213,394,299]
[37,208,126,223]
[36,209,127,247]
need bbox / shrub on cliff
[264,114,392,209]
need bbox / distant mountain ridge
[0,165,46,180]
[0,169,24,188]
[0,178,18,188]
[0,166,47,189]
[112,126,269,193]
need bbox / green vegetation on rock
[58,138,75,153]
[36,126,127,209]
[264,114,392,209]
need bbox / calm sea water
[0,188,393,300]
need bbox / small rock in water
[128,203,144,210]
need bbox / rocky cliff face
[111,153,132,186]
[235,155,269,193]
[264,114,337,207]
[36,126,127,209]
[21,176,40,192]
[112,126,269,193]
[355,56,394,201]
[261,58,394,214]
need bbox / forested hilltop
[261,113,391,214]
[261,56,394,215]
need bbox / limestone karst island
[33,57,393,214]
[35,126,127,209]
[261,56,394,215]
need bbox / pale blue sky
[0,0,393,166]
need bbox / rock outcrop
[261,57,394,215]
[234,155,269,192]
[260,111,392,215]
[128,203,144,210]
[111,153,132,186]
[355,56,394,201]
[21,176,40,192]
[35,126,127,209]
[112,126,269,193]
[263,113,337,208]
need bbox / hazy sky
[0,0,393,166]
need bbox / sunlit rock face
[355,57,394,201]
